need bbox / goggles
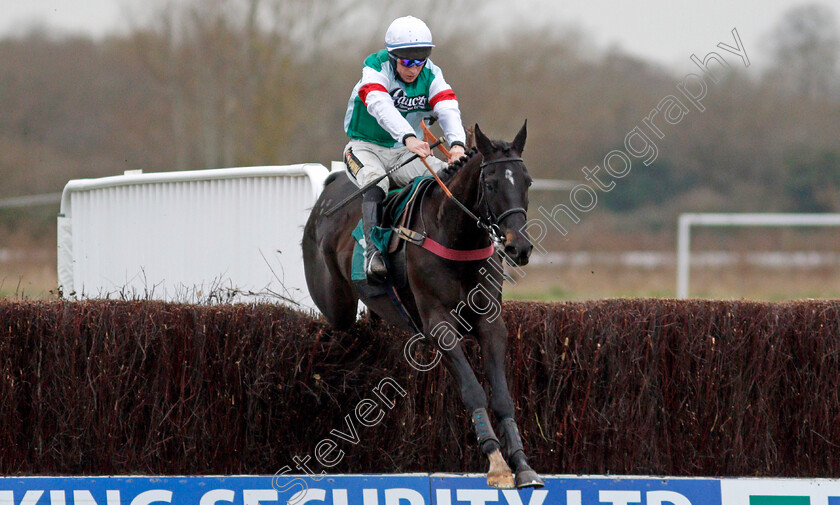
[398,58,427,68]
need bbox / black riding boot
[362,187,388,284]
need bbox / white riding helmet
[385,16,434,60]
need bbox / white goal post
[676,213,840,299]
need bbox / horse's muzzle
[503,232,533,266]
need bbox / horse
[302,122,542,489]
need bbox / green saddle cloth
[351,176,432,281]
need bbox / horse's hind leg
[304,249,358,330]
[317,274,357,330]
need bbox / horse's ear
[512,120,527,154]
[465,125,477,150]
[474,123,493,155]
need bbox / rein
[401,154,528,261]
[413,122,527,259]
[423,154,526,250]
[397,177,496,262]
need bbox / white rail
[530,179,578,191]
[0,192,62,209]
[676,213,840,298]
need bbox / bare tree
[766,3,840,101]
[131,0,383,170]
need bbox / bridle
[477,156,528,245]
[417,153,529,248]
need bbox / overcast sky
[2,0,838,71]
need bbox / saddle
[351,176,436,296]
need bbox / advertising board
[3,475,839,505]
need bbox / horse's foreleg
[438,341,515,489]
[479,323,545,489]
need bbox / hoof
[515,469,545,489]
[487,471,516,489]
[486,450,515,489]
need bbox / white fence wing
[57,165,329,310]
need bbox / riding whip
[324,138,443,216]
[416,125,485,226]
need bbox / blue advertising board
[6,474,840,505]
[430,475,721,505]
[0,475,431,505]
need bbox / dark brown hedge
[1,298,838,477]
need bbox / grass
[0,247,58,299]
[503,263,840,301]
[4,246,840,303]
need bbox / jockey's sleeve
[429,74,467,147]
[433,98,466,147]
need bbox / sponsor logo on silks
[391,88,428,112]
[345,148,363,176]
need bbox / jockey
[343,15,467,284]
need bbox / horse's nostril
[504,245,518,257]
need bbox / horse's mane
[438,146,481,184]
[438,133,519,184]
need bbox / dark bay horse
[302,123,542,489]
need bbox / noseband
[478,157,528,243]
